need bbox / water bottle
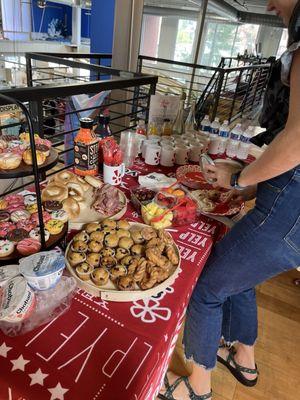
[208,117,221,155]
[218,120,230,154]
[237,126,254,160]
[200,115,211,135]
[226,123,243,158]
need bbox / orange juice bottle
[74,118,99,176]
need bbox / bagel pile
[42,171,103,219]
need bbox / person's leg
[161,168,300,399]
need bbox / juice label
[74,140,98,172]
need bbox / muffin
[115,247,130,261]
[118,237,134,250]
[117,276,135,291]
[110,264,127,280]
[131,244,145,256]
[102,219,117,230]
[68,251,86,267]
[117,219,130,230]
[130,230,145,244]
[88,240,103,253]
[86,252,101,267]
[85,223,102,234]
[91,268,109,286]
[101,256,117,269]
[76,262,94,281]
[116,229,131,239]
[73,231,89,243]
[90,231,105,243]
[99,247,115,258]
[72,240,88,253]
[104,233,119,248]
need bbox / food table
[0,160,226,400]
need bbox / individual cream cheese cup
[19,251,65,291]
[0,276,35,322]
[0,265,20,287]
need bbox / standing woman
[160,1,300,399]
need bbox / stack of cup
[120,131,139,167]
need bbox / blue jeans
[183,166,300,369]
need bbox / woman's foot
[159,371,212,399]
[217,346,258,381]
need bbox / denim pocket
[255,182,281,218]
[284,215,300,254]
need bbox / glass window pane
[174,19,197,63]
[232,24,259,57]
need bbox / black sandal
[158,374,212,400]
[217,347,259,387]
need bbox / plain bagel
[42,183,69,202]
[62,197,80,219]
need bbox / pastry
[84,175,103,189]
[102,219,117,230]
[88,240,103,253]
[43,200,63,212]
[10,210,31,223]
[99,247,115,258]
[130,230,145,244]
[102,227,117,235]
[158,229,174,245]
[45,219,64,235]
[0,240,14,257]
[115,247,130,260]
[0,199,8,210]
[86,252,101,267]
[133,259,147,282]
[0,152,22,170]
[68,251,86,267]
[91,268,109,286]
[116,229,131,239]
[30,211,52,225]
[146,238,165,253]
[6,204,25,213]
[7,228,29,242]
[110,265,127,280]
[139,274,157,290]
[62,197,80,219]
[118,237,134,250]
[117,276,135,291]
[131,244,145,256]
[23,194,37,206]
[50,210,68,223]
[0,212,10,222]
[16,219,36,232]
[120,255,134,266]
[127,258,140,275]
[85,222,102,234]
[141,227,157,241]
[29,228,50,242]
[76,263,94,281]
[67,182,85,202]
[104,233,119,248]
[74,176,90,192]
[23,149,46,166]
[146,247,169,268]
[35,143,50,157]
[117,219,130,230]
[42,183,69,203]
[72,240,89,253]
[26,203,38,214]
[0,222,15,238]
[53,171,78,186]
[4,194,24,205]
[89,231,105,243]
[73,231,89,243]
[17,238,41,256]
[166,245,179,265]
[100,256,117,269]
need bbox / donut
[43,200,63,212]
[17,238,41,256]
[0,240,14,257]
[0,152,22,170]
[16,219,37,232]
[0,222,16,238]
[62,197,80,219]
[7,228,29,242]
[29,228,50,242]
[23,149,46,166]
[42,183,69,203]
[4,194,24,205]
[35,143,50,157]
[0,199,8,210]
[50,210,68,223]
[10,210,31,223]
[23,194,37,206]
[0,212,10,222]
[6,204,25,213]
[26,203,38,214]
[45,220,64,235]
[30,211,51,225]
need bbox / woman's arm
[205,49,300,189]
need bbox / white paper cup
[103,163,125,185]
[147,135,160,141]
[145,144,161,165]
[175,145,189,165]
[142,139,157,159]
[189,143,205,162]
[160,145,175,167]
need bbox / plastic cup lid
[19,251,65,278]
[0,276,33,320]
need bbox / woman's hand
[203,164,239,189]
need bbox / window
[232,24,260,57]
[174,19,197,63]
[276,29,288,58]
[140,15,162,58]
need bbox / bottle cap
[80,117,94,129]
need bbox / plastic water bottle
[218,120,230,154]
[200,115,211,135]
[237,126,254,160]
[208,117,221,154]
[226,123,243,158]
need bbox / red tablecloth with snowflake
[0,160,225,400]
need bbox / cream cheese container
[0,265,20,287]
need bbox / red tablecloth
[0,161,225,400]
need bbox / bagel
[67,182,85,202]
[42,183,69,202]
[62,197,80,219]
[54,171,78,185]
[84,175,104,189]
[75,176,91,192]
